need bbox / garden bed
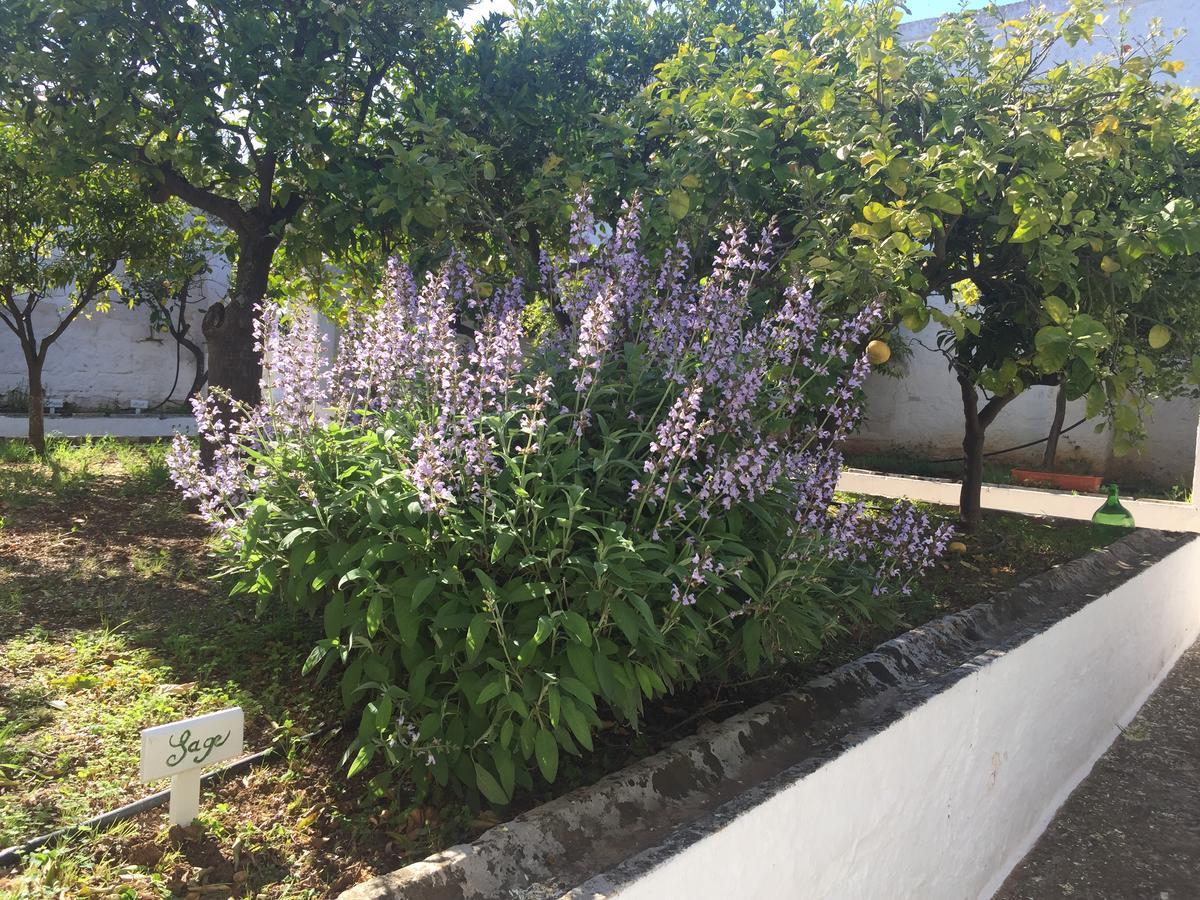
[0,440,1124,898]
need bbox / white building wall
[852,315,1200,486]
[0,256,231,412]
[856,0,1200,487]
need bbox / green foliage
[195,235,941,804]
[222,383,903,805]
[648,0,1200,479]
[342,0,778,283]
[0,0,462,228]
[0,0,471,375]
[0,125,183,311]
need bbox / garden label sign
[140,707,243,826]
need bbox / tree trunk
[960,423,986,532]
[26,354,45,456]
[201,232,279,408]
[958,373,986,533]
[167,279,208,403]
[1041,381,1068,471]
[956,367,1014,533]
[202,299,261,409]
[184,337,207,403]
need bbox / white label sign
[140,707,244,782]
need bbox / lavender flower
[169,196,947,605]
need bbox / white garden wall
[0,414,196,439]
[607,536,1200,900]
[852,314,1200,487]
[0,258,230,412]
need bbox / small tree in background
[898,3,1200,527]
[126,219,223,406]
[0,0,464,411]
[0,126,185,453]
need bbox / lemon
[866,339,892,365]
[948,541,968,554]
[1148,324,1171,350]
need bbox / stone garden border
[343,529,1200,900]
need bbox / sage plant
[169,200,952,800]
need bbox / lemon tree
[648,0,1200,528]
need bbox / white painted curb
[0,414,195,438]
[602,538,1200,900]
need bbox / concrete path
[838,468,1200,533]
[995,638,1200,899]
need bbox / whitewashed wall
[852,311,1200,485]
[856,0,1200,487]
[0,257,230,412]
[609,537,1200,900]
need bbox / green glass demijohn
[1091,484,1135,533]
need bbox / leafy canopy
[335,0,780,283]
[0,123,186,355]
[0,0,467,259]
[647,0,1200,450]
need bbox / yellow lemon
[1148,324,1171,350]
[866,339,892,365]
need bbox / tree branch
[979,390,1015,428]
[0,293,23,342]
[272,189,306,226]
[39,264,117,357]
[256,153,277,215]
[127,147,251,233]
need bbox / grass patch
[0,437,171,509]
[0,440,1123,898]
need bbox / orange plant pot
[1010,469,1104,493]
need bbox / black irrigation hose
[923,417,1089,465]
[0,725,337,868]
[146,335,184,414]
